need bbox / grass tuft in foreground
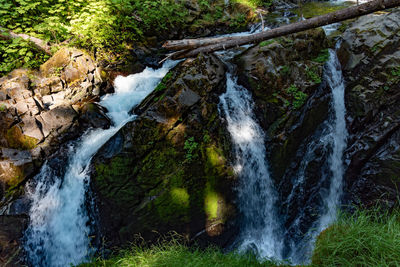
[82,208,400,266]
[81,240,283,267]
[312,208,400,266]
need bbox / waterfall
[315,49,348,231]
[220,71,283,260]
[285,49,348,263]
[23,61,177,267]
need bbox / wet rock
[0,215,28,266]
[91,54,237,248]
[338,9,400,207]
[236,28,330,181]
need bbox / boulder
[338,9,400,207]
[91,54,237,248]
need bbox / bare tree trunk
[163,0,400,59]
[0,27,52,55]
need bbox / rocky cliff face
[0,48,112,265]
[91,54,237,248]
[0,48,112,210]
[338,9,400,208]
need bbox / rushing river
[24,61,178,266]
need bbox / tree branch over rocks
[0,27,52,55]
[163,0,400,59]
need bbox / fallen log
[163,0,400,59]
[0,27,52,55]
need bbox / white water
[316,49,348,232]
[24,61,177,267]
[220,73,283,260]
[286,48,348,264]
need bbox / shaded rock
[236,28,330,181]
[338,9,400,207]
[91,54,237,248]
[36,105,78,138]
[0,215,28,266]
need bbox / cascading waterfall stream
[23,61,177,267]
[315,48,348,232]
[286,48,348,263]
[220,71,283,260]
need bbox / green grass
[81,241,282,267]
[81,209,400,267]
[312,209,400,266]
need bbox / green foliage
[81,239,281,267]
[184,137,199,162]
[0,38,50,75]
[313,49,330,63]
[306,67,321,83]
[312,209,400,266]
[286,85,308,109]
[0,0,191,75]
[0,104,6,112]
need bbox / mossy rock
[5,126,38,151]
[91,54,236,248]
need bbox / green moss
[171,188,189,208]
[204,190,220,220]
[202,145,231,222]
[153,186,190,224]
[5,125,38,150]
[292,1,351,19]
[0,104,6,112]
[259,39,275,47]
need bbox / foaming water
[315,49,348,231]
[285,49,348,264]
[220,72,283,260]
[23,60,177,267]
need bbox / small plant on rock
[286,84,308,109]
[184,137,199,162]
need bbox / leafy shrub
[0,38,50,75]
